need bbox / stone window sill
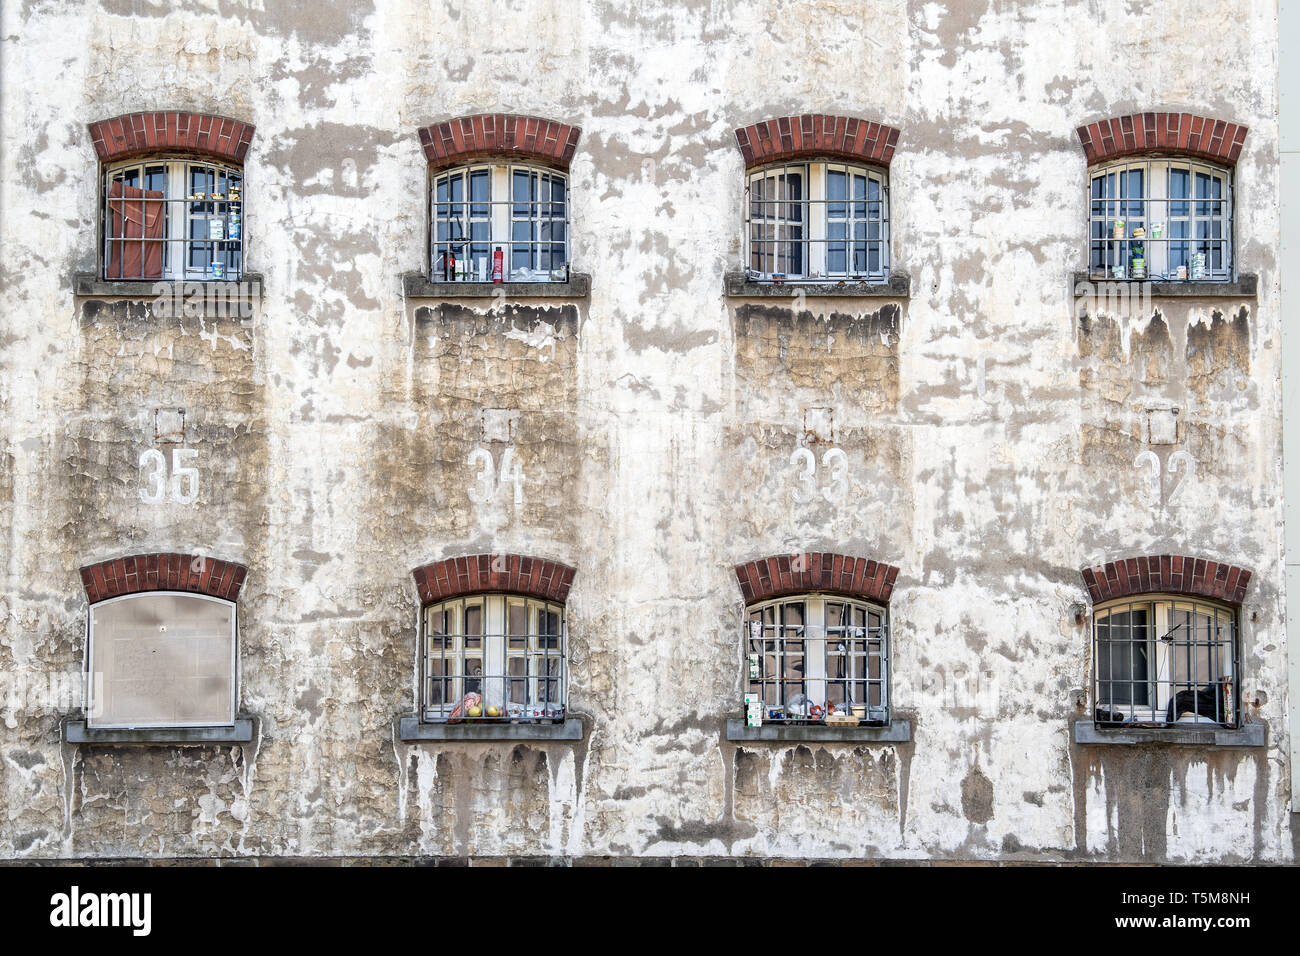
[1072,720,1265,747]
[63,717,256,746]
[73,272,264,300]
[725,271,909,298]
[724,717,911,743]
[397,715,586,742]
[1072,272,1257,298]
[402,271,590,299]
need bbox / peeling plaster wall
[0,0,1289,862]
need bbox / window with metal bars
[744,594,889,724]
[102,158,244,281]
[421,594,565,723]
[1092,596,1238,727]
[1087,158,1232,281]
[430,163,569,282]
[744,161,889,283]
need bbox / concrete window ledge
[1072,272,1257,298]
[73,272,264,300]
[725,717,911,743]
[725,271,909,299]
[63,717,256,746]
[402,271,590,299]
[1072,720,1266,747]
[398,715,585,742]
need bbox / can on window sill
[210,262,225,280]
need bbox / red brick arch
[734,114,900,170]
[734,553,899,605]
[412,554,576,605]
[417,114,581,171]
[1076,112,1248,167]
[89,112,254,165]
[1081,555,1252,606]
[80,553,248,605]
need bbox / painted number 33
[790,447,849,504]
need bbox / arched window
[102,157,244,281]
[417,114,581,284]
[78,553,248,731]
[422,594,566,722]
[411,553,575,725]
[1093,595,1238,727]
[1077,112,1247,283]
[1087,157,1231,281]
[745,593,889,725]
[733,115,899,285]
[745,160,889,282]
[430,162,568,282]
[89,112,254,282]
[1082,555,1251,729]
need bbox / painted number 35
[139,448,199,505]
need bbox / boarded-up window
[87,592,236,728]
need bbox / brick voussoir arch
[412,553,576,605]
[1081,555,1252,607]
[1076,112,1248,167]
[80,553,248,605]
[735,553,899,605]
[734,114,901,170]
[89,111,255,164]
[417,114,581,171]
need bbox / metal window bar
[431,164,570,282]
[744,162,890,283]
[421,595,566,723]
[102,159,244,281]
[744,595,890,724]
[1092,597,1237,727]
[1087,158,1232,282]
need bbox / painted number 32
[791,447,849,504]
[139,448,199,505]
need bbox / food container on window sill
[210,261,225,280]
[1112,220,1125,239]
[824,714,860,727]
[1151,223,1163,239]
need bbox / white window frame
[85,591,239,729]
[743,160,890,282]
[429,162,569,282]
[421,593,566,722]
[744,593,889,723]
[1087,157,1233,281]
[101,156,244,281]
[1092,594,1238,726]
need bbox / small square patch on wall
[1145,406,1180,445]
[481,408,519,444]
[802,405,835,445]
[154,408,186,444]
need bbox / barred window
[1093,596,1238,727]
[744,161,889,282]
[102,158,244,281]
[744,594,889,724]
[422,593,565,722]
[430,163,568,282]
[1087,158,1232,281]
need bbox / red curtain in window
[106,181,165,279]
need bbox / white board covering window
[87,592,237,728]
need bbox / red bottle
[443,249,456,282]
[492,247,504,284]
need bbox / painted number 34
[468,447,525,507]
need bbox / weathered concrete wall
[0,0,1289,861]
